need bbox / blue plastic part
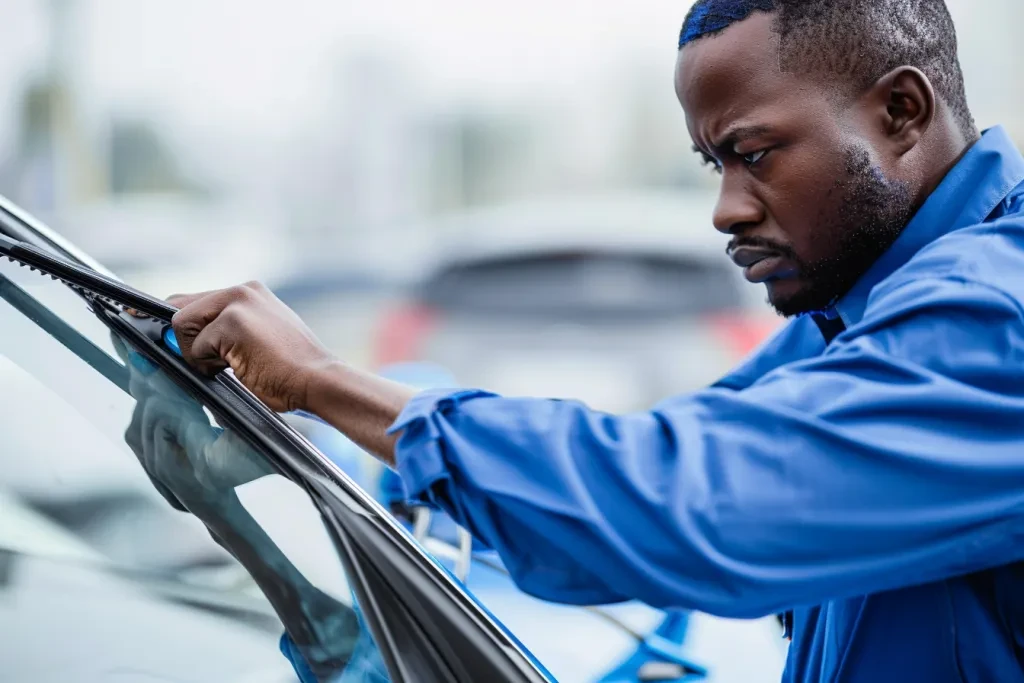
[598,612,707,682]
[162,326,182,356]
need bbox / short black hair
[679,0,975,137]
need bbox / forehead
[675,12,830,142]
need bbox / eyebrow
[695,125,773,156]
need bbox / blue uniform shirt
[389,126,1024,682]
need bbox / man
[143,0,1024,680]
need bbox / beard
[736,146,916,318]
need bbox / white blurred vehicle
[277,192,781,413]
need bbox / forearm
[303,361,417,467]
[385,368,1024,617]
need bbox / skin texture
[154,9,977,465]
[166,283,414,465]
[678,11,975,315]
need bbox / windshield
[0,256,390,683]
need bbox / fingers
[166,289,223,311]
[189,320,231,376]
[170,283,267,374]
[124,290,218,320]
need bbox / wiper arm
[0,234,177,321]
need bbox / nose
[712,172,764,235]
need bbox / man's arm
[167,276,1024,617]
[302,361,414,466]
[385,276,1024,615]
[167,282,415,463]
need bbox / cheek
[763,147,847,258]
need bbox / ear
[867,67,936,155]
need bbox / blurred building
[3,0,103,212]
[1,0,1022,274]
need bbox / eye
[742,149,767,166]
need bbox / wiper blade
[0,234,177,321]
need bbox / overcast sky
[0,0,1019,151]
[69,1,686,135]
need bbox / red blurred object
[704,311,780,359]
[373,303,437,367]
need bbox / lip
[728,246,794,283]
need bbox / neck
[915,122,979,205]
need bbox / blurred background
[1,0,1021,399]
[1,2,1022,680]
[2,1,1024,679]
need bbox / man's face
[675,12,914,317]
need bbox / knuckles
[219,302,252,330]
[228,284,255,301]
[173,315,206,342]
[166,281,281,373]
[231,281,269,302]
[171,281,269,335]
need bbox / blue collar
[822,126,1024,327]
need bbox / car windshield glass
[0,256,391,682]
[421,252,743,318]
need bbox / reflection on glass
[0,259,390,682]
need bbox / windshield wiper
[0,209,556,682]
[0,234,177,321]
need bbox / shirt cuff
[386,388,496,506]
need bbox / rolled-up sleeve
[389,277,1024,618]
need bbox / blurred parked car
[275,192,780,413]
[0,196,786,682]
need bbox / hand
[167,282,337,413]
[114,335,273,513]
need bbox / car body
[0,194,786,682]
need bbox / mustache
[725,235,799,261]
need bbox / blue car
[0,195,784,682]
